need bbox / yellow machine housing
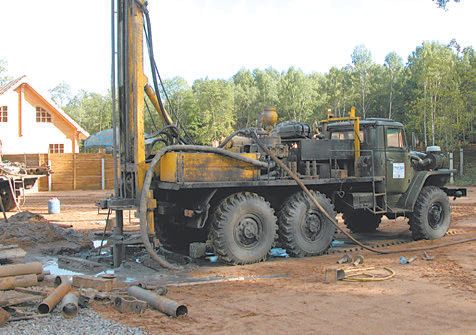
[159,152,260,183]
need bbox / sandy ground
[9,188,476,335]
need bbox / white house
[0,76,89,154]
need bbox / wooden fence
[2,153,114,191]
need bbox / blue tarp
[84,128,118,150]
[84,128,156,152]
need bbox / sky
[0,0,474,95]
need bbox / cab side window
[331,130,365,141]
[386,128,404,148]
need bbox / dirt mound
[0,211,92,254]
[8,211,49,223]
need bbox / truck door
[385,127,412,195]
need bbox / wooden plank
[0,292,41,307]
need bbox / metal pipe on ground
[37,271,51,282]
[54,275,73,287]
[127,286,187,317]
[0,274,38,290]
[0,307,10,326]
[60,292,79,318]
[38,283,71,314]
[0,262,43,278]
[40,275,57,286]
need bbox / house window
[0,106,7,122]
[36,107,52,122]
[49,144,64,153]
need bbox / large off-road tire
[278,191,336,257]
[210,192,277,265]
[408,186,451,240]
[0,182,16,212]
[343,210,382,233]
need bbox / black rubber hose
[250,131,476,255]
[139,145,270,269]
[218,130,248,148]
[218,128,267,148]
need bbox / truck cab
[327,118,413,199]
[325,117,464,238]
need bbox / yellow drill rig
[101,0,466,269]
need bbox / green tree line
[13,41,476,149]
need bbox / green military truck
[147,109,466,265]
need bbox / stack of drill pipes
[0,262,43,290]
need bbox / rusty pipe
[41,275,57,286]
[60,292,79,318]
[54,275,73,287]
[38,283,71,314]
[0,262,43,278]
[37,270,51,282]
[0,274,38,290]
[0,308,10,326]
[127,286,187,317]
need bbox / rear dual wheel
[278,191,336,257]
[210,190,336,263]
[210,192,277,265]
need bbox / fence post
[459,148,463,176]
[101,158,105,190]
[73,153,77,190]
[449,152,454,184]
[48,159,52,191]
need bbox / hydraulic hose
[139,145,271,269]
[218,129,248,148]
[250,131,476,255]
[218,128,268,148]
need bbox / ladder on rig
[371,184,387,214]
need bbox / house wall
[0,85,78,154]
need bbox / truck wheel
[278,191,336,257]
[210,192,277,265]
[0,183,16,212]
[409,186,451,240]
[343,210,382,233]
